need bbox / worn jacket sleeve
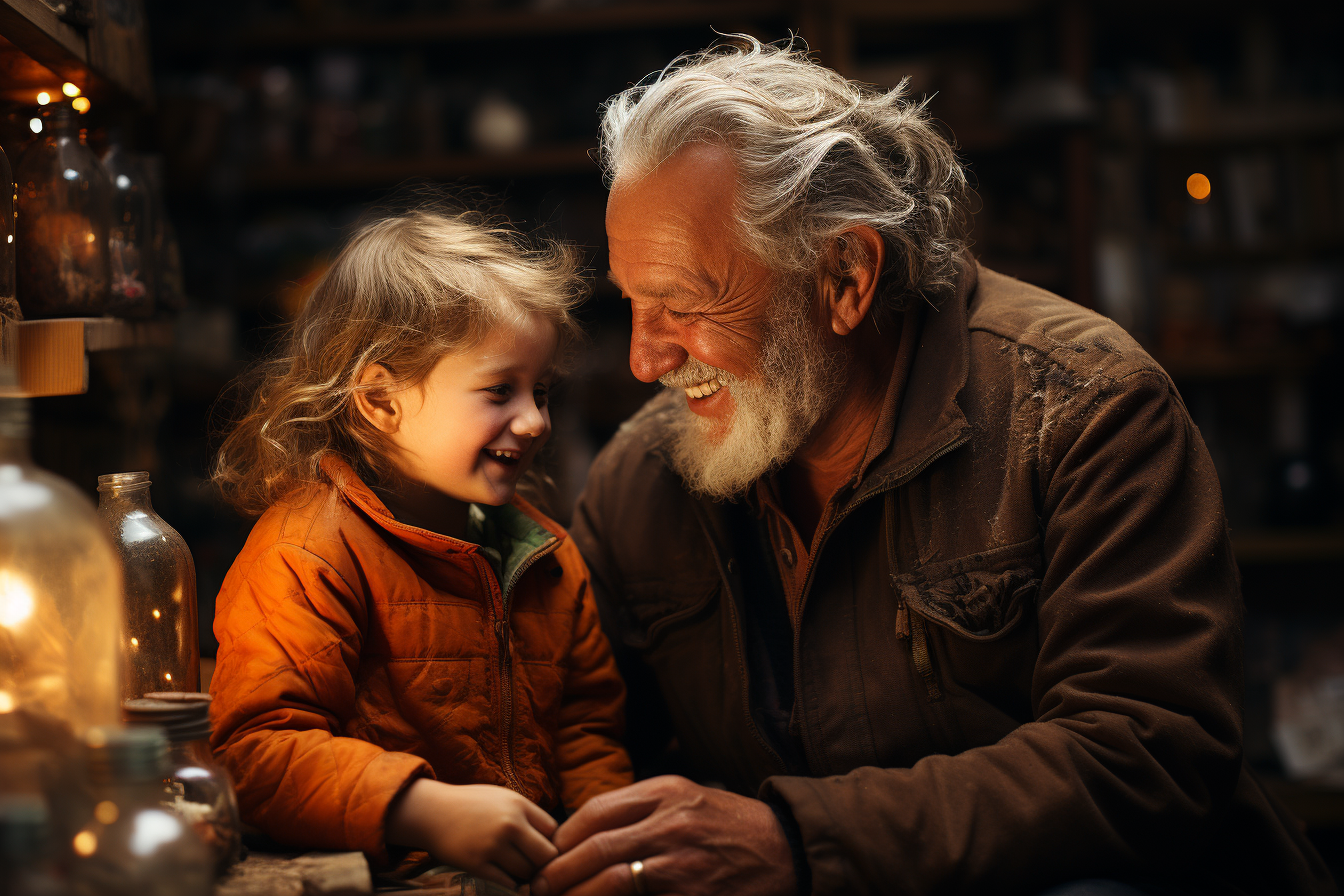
[209,541,429,863]
[759,370,1251,894]
[554,542,634,809]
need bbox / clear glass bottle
[96,472,199,700]
[123,692,241,874]
[100,142,155,319]
[0,372,123,743]
[14,103,111,318]
[0,794,70,895]
[70,726,213,896]
[0,142,18,321]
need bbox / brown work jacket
[571,261,1334,895]
[210,456,632,863]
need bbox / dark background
[9,0,1344,875]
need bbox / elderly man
[533,40,1332,896]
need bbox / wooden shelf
[1233,529,1344,565]
[0,316,174,397]
[240,143,599,192]
[0,0,152,108]
[163,1,786,51]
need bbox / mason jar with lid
[123,692,241,874]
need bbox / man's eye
[666,308,696,322]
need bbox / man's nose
[628,307,687,383]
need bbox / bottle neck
[97,473,154,511]
[0,397,31,465]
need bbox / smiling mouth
[683,377,723,399]
[485,448,523,466]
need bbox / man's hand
[386,779,559,889]
[531,776,796,896]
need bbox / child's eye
[533,386,549,408]
[485,384,511,399]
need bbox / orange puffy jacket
[209,456,632,862]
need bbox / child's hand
[386,778,559,889]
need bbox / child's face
[387,317,558,508]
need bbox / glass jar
[0,142,17,321]
[100,143,155,319]
[0,375,123,742]
[137,157,183,313]
[70,726,212,896]
[96,472,199,700]
[13,103,112,318]
[123,692,241,874]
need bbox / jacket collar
[847,256,976,507]
[317,454,564,561]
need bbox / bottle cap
[0,795,51,860]
[123,693,213,744]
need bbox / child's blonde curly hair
[213,206,586,517]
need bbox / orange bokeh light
[1187,173,1211,202]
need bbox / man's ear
[818,225,885,336]
[353,363,402,434]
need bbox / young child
[208,207,632,889]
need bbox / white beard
[659,289,846,500]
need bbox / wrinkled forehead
[606,143,740,241]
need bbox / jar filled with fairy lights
[123,692,241,874]
[14,102,112,318]
[96,472,199,700]
[0,370,123,801]
[100,142,155,319]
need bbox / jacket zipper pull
[495,619,510,657]
[895,602,910,639]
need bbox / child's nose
[512,400,547,438]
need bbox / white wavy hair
[599,36,972,317]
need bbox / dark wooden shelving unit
[0,0,152,107]
[240,142,599,193]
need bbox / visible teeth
[683,377,722,399]
[490,449,521,460]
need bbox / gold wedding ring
[629,859,649,895]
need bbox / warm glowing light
[36,91,51,105]
[1186,173,1211,202]
[164,673,172,682]
[28,118,41,134]
[94,801,119,824]
[73,831,97,856]
[72,97,90,114]
[85,727,108,748]
[61,82,80,98]
[152,609,161,619]
[130,637,139,647]
[84,232,95,243]
[130,810,182,857]
[0,691,13,713]
[0,570,35,628]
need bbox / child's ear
[353,364,402,434]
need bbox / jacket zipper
[484,536,561,795]
[791,429,970,759]
[689,503,789,778]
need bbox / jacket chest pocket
[890,536,1042,715]
[616,578,721,651]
